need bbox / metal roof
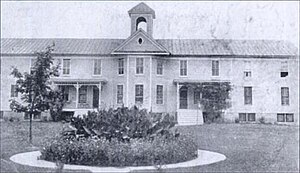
[1,38,298,57]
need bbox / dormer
[128,2,155,37]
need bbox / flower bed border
[10,150,226,173]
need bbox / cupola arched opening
[136,17,147,32]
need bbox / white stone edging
[10,150,226,173]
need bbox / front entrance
[179,86,188,109]
[92,86,99,108]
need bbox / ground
[0,121,299,173]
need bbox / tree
[10,44,61,143]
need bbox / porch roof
[51,78,107,85]
[173,79,230,84]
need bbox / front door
[179,86,188,109]
[92,86,99,108]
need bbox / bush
[63,106,177,142]
[258,117,265,124]
[234,118,239,123]
[40,134,198,166]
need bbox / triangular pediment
[111,29,170,55]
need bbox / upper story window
[117,85,123,104]
[11,85,18,97]
[244,61,251,78]
[136,58,144,74]
[62,59,71,75]
[281,87,289,106]
[244,86,252,105]
[280,61,288,78]
[118,58,124,75]
[135,85,143,104]
[93,59,101,75]
[212,60,219,76]
[157,59,163,75]
[156,85,163,104]
[180,60,187,76]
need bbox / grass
[1,121,299,173]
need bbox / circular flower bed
[40,107,198,166]
[40,135,198,166]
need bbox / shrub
[234,118,239,123]
[63,106,177,142]
[258,117,265,124]
[40,134,198,166]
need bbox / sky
[1,1,299,49]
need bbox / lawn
[0,121,299,173]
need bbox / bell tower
[128,2,155,36]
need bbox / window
[239,113,247,121]
[194,90,201,104]
[136,58,144,74]
[244,71,251,78]
[79,86,87,103]
[280,61,288,78]
[30,58,37,73]
[62,59,71,75]
[94,59,101,75]
[277,113,294,122]
[212,60,219,76]
[117,85,123,104]
[248,113,256,121]
[244,87,252,105]
[281,87,289,105]
[118,58,124,75]
[156,85,163,104]
[0,111,3,120]
[59,86,69,101]
[157,59,163,75]
[135,85,143,104]
[239,113,256,122]
[24,112,41,120]
[11,85,18,97]
[180,60,187,76]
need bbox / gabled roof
[1,38,298,57]
[111,29,170,55]
[128,2,156,18]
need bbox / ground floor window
[0,111,3,119]
[24,112,41,120]
[117,85,123,104]
[135,85,143,104]
[239,113,256,122]
[79,86,87,103]
[156,85,163,104]
[277,113,294,122]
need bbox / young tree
[10,44,60,143]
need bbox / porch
[52,78,106,116]
[174,79,230,125]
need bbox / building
[1,3,299,125]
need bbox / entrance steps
[177,109,204,125]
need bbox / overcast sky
[1,1,299,49]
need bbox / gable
[111,29,170,55]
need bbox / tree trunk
[29,113,32,144]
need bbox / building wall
[1,55,299,124]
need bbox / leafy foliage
[40,134,198,166]
[63,106,177,141]
[9,44,63,142]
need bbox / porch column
[75,83,79,108]
[177,83,181,110]
[98,82,102,109]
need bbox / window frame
[62,59,71,75]
[135,84,144,104]
[93,59,102,76]
[10,84,18,98]
[136,58,144,75]
[239,113,247,122]
[281,87,289,106]
[156,85,163,104]
[79,86,88,103]
[277,113,294,122]
[179,60,187,76]
[244,86,252,105]
[212,60,219,76]
[157,59,163,75]
[118,58,124,75]
[117,85,124,104]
